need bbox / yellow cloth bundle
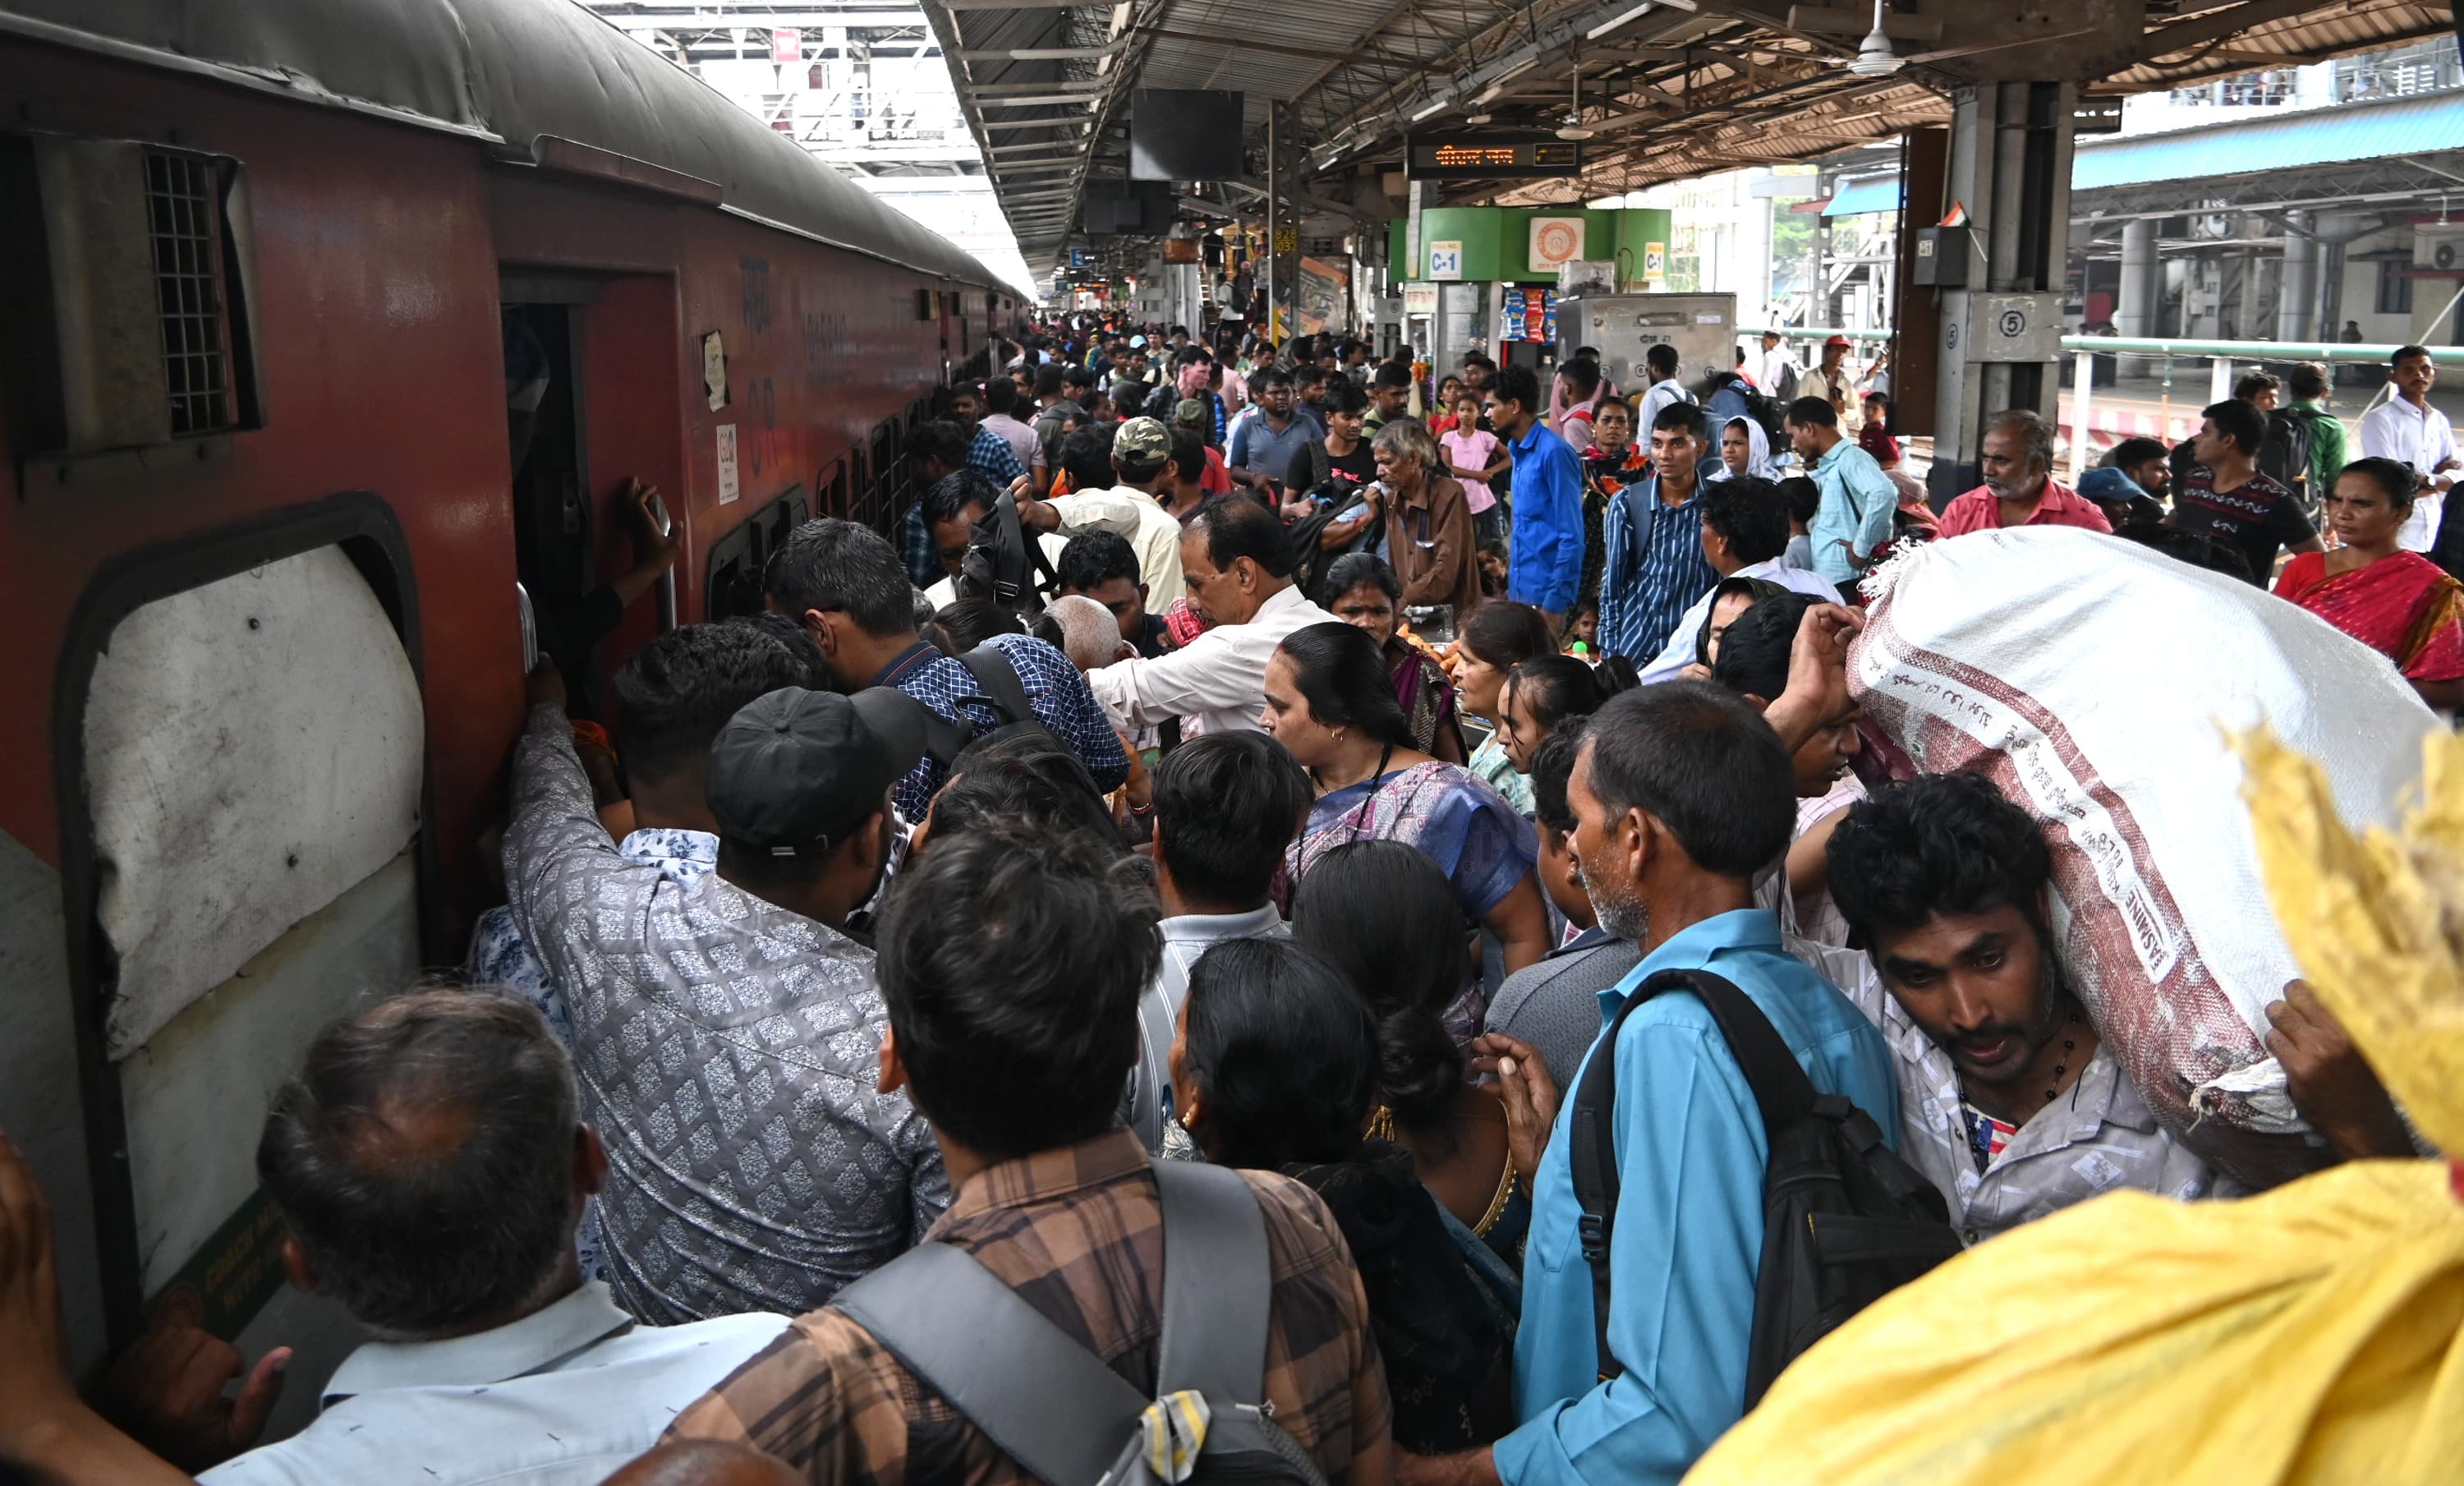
[1684,729,2464,1486]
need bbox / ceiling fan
[1841,0,2094,78]
[1558,62,1595,140]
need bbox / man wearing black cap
[504,668,947,1323]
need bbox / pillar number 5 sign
[1529,217,1586,272]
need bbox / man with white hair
[1935,409,2112,538]
[1044,593,1130,671]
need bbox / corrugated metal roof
[2072,90,2464,190]
[1823,174,1904,219]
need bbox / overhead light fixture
[1585,1,1693,43]
[1464,112,1493,125]
[1557,63,1594,141]
[1411,97,1452,122]
[1846,0,1905,78]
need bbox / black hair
[1294,364,1327,390]
[1582,683,1795,876]
[1372,361,1414,389]
[613,623,813,785]
[2113,519,2255,582]
[766,518,917,638]
[2102,436,2168,471]
[1277,622,1412,748]
[1320,378,1368,416]
[2339,455,2418,511]
[1060,423,1118,492]
[1574,346,1601,361]
[1168,425,1209,487]
[926,730,1123,853]
[1700,476,1790,565]
[1181,939,1379,1170]
[1034,363,1065,397]
[1645,343,1679,378]
[1457,600,1557,670]
[1529,715,1590,837]
[1651,399,1711,442]
[1779,475,1822,526]
[2232,370,2282,403]
[1321,551,1401,610]
[1249,365,1293,389]
[922,468,1000,529]
[734,610,833,689]
[1785,396,1839,430]
[876,829,1157,1161]
[1152,731,1312,909]
[1825,771,2050,945]
[259,990,577,1339]
[2394,343,2433,368]
[1188,495,1295,578]
[1711,591,1818,703]
[1557,358,1602,399]
[1288,840,1468,1134]
[905,419,971,471]
[1062,364,1097,392]
[1056,528,1142,592]
[2202,398,2266,458]
[1506,654,1621,741]
[1491,364,1542,414]
[2288,362,2328,400]
[985,377,1021,416]
[935,597,1026,651]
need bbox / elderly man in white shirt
[1636,472,1840,684]
[2357,343,2461,551]
[0,990,788,1486]
[1087,495,1338,737]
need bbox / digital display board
[1407,135,1583,180]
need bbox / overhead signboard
[1407,134,1582,181]
[1427,241,1464,281]
[2074,99,2125,136]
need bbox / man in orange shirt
[1937,410,2113,539]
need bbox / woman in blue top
[1266,622,1549,983]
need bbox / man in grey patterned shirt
[506,668,946,1323]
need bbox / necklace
[2041,1009,2083,1105]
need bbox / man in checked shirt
[662,828,1395,1485]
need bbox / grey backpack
[832,1162,1329,1486]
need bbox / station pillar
[1925,81,2076,502]
[2117,217,2159,375]
[2276,210,2316,344]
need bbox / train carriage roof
[0,0,1005,289]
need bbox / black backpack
[956,491,1059,617]
[832,1162,1329,1486]
[1570,968,1961,1408]
[1728,375,1789,444]
[2256,406,2323,521]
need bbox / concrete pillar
[2118,218,2159,375]
[2277,210,2315,343]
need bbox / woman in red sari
[2273,456,2464,709]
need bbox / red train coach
[0,0,1022,1410]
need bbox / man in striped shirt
[1598,401,1721,663]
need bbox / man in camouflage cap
[1016,416,1187,600]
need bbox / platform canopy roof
[918,0,2457,278]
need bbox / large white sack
[1847,527,2439,1188]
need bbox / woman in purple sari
[1266,623,1551,1018]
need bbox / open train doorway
[500,283,604,709]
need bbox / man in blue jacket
[1407,674,1898,1486]
[1489,364,1586,625]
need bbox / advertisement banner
[1294,257,1348,336]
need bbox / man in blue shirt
[1416,678,1897,1486]
[1489,363,1586,624]
[1786,397,1897,590]
[766,518,1128,821]
[1226,366,1320,497]
[1598,402,1720,663]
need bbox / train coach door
[501,283,599,706]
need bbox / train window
[816,458,848,519]
[703,486,807,621]
[0,135,264,462]
[85,544,422,1304]
[916,288,934,321]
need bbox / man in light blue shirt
[1786,397,1898,589]
[1491,363,1588,623]
[1418,680,1897,1486]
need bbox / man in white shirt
[1637,474,1839,683]
[1631,342,1693,437]
[0,991,788,1485]
[1124,732,1308,1154]
[1018,416,1186,603]
[1087,495,1339,737]
[2356,343,2460,551]
[1756,329,1800,399]
[1800,334,1856,422]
